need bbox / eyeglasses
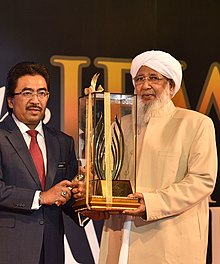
[133,75,167,85]
[13,90,50,99]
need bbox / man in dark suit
[0,62,85,264]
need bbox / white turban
[130,50,182,96]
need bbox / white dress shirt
[12,114,46,209]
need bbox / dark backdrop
[0,1,219,263]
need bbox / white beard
[137,85,171,126]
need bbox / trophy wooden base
[73,195,140,213]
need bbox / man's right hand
[39,180,74,206]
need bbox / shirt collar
[12,113,44,137]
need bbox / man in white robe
[95,50,217,264]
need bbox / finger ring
[74,174,85,181]
[61,191,67,197]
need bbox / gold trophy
[73,74,140,212]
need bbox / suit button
[39,220,44,225]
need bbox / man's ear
[168,80,175,97]
[7,97,13,109]
[169,79,175,89]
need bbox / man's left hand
[71,179,86,199]
[122,192,146,218]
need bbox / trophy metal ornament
[73,74,140,212]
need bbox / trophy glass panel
[76,93,138,212]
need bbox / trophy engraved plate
[94,180,132,197]
[73,74,140,212]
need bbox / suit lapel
[44,126,60,190]
[3,116,61,190]
[4,116,42,189]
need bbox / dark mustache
[26,104,42,111]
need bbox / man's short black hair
[6,61,50,98]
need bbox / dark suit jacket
[0,115,78,264]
